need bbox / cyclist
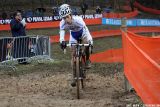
[59,4,93,87]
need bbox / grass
[0,35,122,76]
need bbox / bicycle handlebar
[63,43,90,54]
[66,43,90,47]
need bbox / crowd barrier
[134,1,160,15]
[0,36,51,70]
[122,30,160,104]
[102,18,160,26]
[0,18,102,31]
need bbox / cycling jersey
[59,16,93,44]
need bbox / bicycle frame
[65,41,90,99]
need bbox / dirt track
[0,63,140,107]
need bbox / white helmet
[59,4,72,18]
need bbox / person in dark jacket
[10,11,29,64]
[96,6,102,14]
[81,3,88,18]
[10,11,26,37]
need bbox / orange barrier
[90,48,123,63]
[103,9,138,18]
[127,31,160,64]
[0,18,102,31]
[50,27,160,65]
[122,31,160,104]
[50,27,160,43]
[134,1,160,15]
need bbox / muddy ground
[0,67,141,107]
[0,26,144,107]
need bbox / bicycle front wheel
[80,55,86,89]
[76,57,80,99]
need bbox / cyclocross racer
[59,4,93,87]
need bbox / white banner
[0,14,102,25]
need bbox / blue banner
[136,19,160,26]
[102,18,121,25]
[102,18,160,26]
[127,19,137,26]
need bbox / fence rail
[0,35,51,70]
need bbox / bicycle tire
[76,57,80,99]
[80,55,86,89]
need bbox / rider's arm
[59,20,66,43]
[59,29,65,43]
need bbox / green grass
[0,35,122,76]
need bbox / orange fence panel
[90,48,123,63]
[134,1,160,15]
[122,30,160,104]
[127,31,160,64]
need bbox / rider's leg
[82,36,93,68]
[85,46,90,62]
[84,47,91,68]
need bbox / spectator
[81,2,88,18]
[52,6,59,16]
[35,8,46,17]
[17,9,25,18]
[1,12,7,20]
[96,6,102,14]
[72,7,78,15]
[10,11,26,37]
[10,11,29,64]
[25,10,34,17]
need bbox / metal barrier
[0,35,51,70]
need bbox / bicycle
[64,39,91,99]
